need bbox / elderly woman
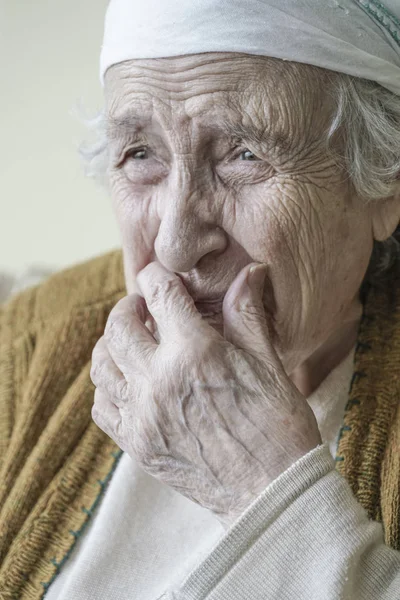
[1,0,400,598]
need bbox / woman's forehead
[104,56,332,153]
[104,54,329,126]
[104,53,323,100]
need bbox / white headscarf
[100,0,400,95]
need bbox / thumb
[223,263,279,365]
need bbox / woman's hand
[90,261,322,527]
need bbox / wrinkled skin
[91,261,322,525]
[91,53,400,526]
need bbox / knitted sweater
[44,346,355,600]
[0,250,399,599]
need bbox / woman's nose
[154,187,227,273]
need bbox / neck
[289,300,362,398]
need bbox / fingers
[104,293,156,374]
[223,263,281,369]
[91,337,130,407]
[92,387,125,449]
[136,262,204,340]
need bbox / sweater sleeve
[165,443,400,600]
[0,285,38,471]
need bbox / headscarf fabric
[100,0,400,95]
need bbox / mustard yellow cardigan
[0,250,399,600]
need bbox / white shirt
[46,347,400,599]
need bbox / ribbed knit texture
[0,250,399,599]
[335,267,400,550]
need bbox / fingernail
[248,264,267,295]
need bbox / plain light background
[0,0,120,274]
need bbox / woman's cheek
[111,177,154,228]
[123,157,169,186]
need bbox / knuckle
[147,281,165,306]
[149,281,164,302]
[115,378,129,400]
[90,360,102,384]
[115,419,124,441]
[147,277,181,306]
[105,313,130,342]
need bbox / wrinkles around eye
[126,150,262,162]
[113,143,275,187]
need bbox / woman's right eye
[126,148,148,160]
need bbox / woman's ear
[371,182,400,242]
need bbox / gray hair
[74,68,400,281]
[325,74,400,283]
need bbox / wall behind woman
[0,0,119,273]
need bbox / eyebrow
[105,111,287,150]
[219,120,270,146]
[105,113,145,139]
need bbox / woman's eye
[238,149,260,161]
[127,148,148,160]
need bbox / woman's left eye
[126,147,148,160]
[237,149,261,161]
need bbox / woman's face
[104,53,374,375]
